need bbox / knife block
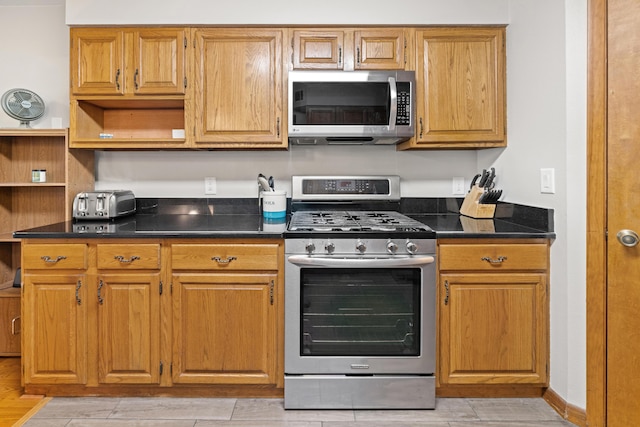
[460,186,496,219]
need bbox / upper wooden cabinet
[290,28,407,70]
[70,27,187,96]
[192,28,287,148]
[399,26,506,149]
[69,27,189,148]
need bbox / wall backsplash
[95,145,480,198]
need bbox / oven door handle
[287,255,435,268]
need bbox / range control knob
[305,242,316,254]
[325,242,335,254]
[356,240,367,254]
[387,241,398,254]
[406,240,418,254]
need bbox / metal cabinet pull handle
[338,46,342,66]
[115,68,121,90]
[356,47,361,65]
[444,280,449,305]
[276,117,281,138]
[481,256,508,264]
[134,68,139,90]
[76,280,82,305]
[114,255,140,263]
[11,316,20,335]
[211,256,237,264]
[270,280,274,305]
[41,255,67,263]
[97,280,104,305]
[419,117,424,139]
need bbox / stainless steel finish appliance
[72,190,136,220]
[288,71,415,145]
[284,176,436,409]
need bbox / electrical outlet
[540,168,555,194]
[204,177,217,195]
[452,177,466,195]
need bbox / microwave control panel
[396,82,411,126]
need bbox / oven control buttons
[305,242,316,254]
[356,240,367,254]
[325,241,335,254]
[406,240,418,254]
[387,241,398,254]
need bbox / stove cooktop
[288,210,432,233]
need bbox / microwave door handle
[388,77,397,130]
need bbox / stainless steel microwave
[288,70,415,145]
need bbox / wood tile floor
[0,357,46,427]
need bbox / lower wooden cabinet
[22,272,88,385]
[172,272,278,385]
[20,238,284,396]
[437,239,550,393]
[97,272,161,385]
[0,285,21,356]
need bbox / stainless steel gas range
[284,176,437,409]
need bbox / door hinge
[160,361,163,375]
[159,280,163,295]
[170,363,173,375]
[170,282,173,295]
[184,76,187,89]
[184,36,187,49]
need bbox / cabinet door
[354,29,406,70]
[439,273,548,385]
[292,30,346,70]
[71,28,125,96]
[0,288,20,356]
[193,28,286,148]
[97,273,161,384]
[172,272,278,385]
[133,29,186,95]
[411,27,506,148]
[22,273,87,385]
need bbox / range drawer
[439,243,548,271]
[22,244,88,270]
[171,243,279,271]
[97,244,161,270]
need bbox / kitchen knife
[477,169,489,187]
[470,173,481,190]
[484,167,496,189]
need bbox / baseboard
[543,388,587,427]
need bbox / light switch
[540,168,555,194]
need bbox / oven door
[285,255,436,375]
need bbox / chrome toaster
[72,190,136,220]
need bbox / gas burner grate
[289,210,431,232]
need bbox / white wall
[0,0,588,411]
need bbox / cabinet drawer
[22,244,88,270]
[439,243,548,271]
[171,244,279,271]
[97,244,161,270]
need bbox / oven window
[292,82,391,125]
[300,268,421,356]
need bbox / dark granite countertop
[13,197,555,240]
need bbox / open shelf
[70,99,188,148]
[0,129,94,295]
